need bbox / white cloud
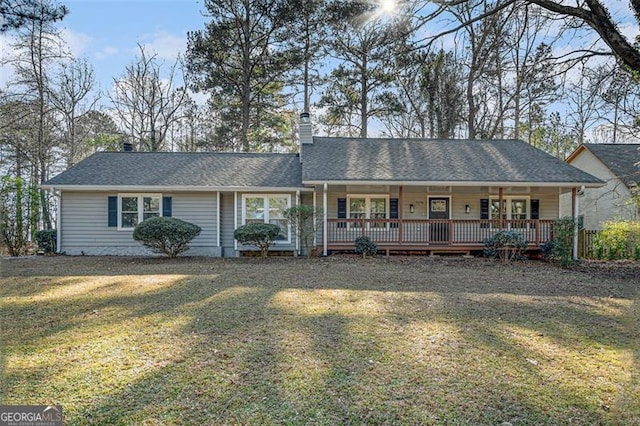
[60,28,92,57]
[95,45,119,60]
[138,30,186,61]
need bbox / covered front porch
[325,218,553,255]
[312,183,571,256]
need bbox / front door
[429,197,450,243]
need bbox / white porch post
[216,191,221,248]
[234,192,238,251]
[323,183,328,256]
[55,189,61,254]
[573,188,580,260]
[313,189,317,249]
[296,190,301,256]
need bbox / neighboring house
[560,144,640,230]
[42,115,603,257]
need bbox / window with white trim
[242,194,290,241]
[348,195,389,228]
[490,197,529,228]
[118,194,161,229]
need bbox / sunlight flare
[380,0,396,13]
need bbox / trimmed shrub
[133,217,201,258]
[234,223,281,257]
[35,229,57,254]
[593,220,640,260]
[483,230,527,263]
[355,236,377,258]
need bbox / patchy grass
[1,256,639,425]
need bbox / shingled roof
[581,144,640,186]
[301,137,603,186]
[43,152,303,189]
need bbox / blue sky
[61,0,206,90]
[0,0,207,93]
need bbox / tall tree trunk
[467,71,476,139]
[360,59,368,138]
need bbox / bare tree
[450,0,514,139]
[109,45,188,151]
[564,65,607,145]
[381,48,465,138]
[427,0,640,73]
[50,57,100,166]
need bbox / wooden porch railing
[327,219,553,247]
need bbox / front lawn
[1,256,638,425]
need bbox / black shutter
[163,196,172,217]
[480,198,489,228]
[337,198,346,228]
[530,199,539,228]
[108,196,118,227]
[530,199,540,220]
[389,198,399,228]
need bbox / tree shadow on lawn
[2,257,639,424]
[57,284,639,423]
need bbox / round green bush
[234,223,281,257]
[483,230,528,263]
[133,217,201,257]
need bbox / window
[347,195,388,228]
[118,194,161,229]
[243,195,290,241]
[490,197,529,228]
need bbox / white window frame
[489,196,530,228]
[347,194,390,230]
[241,194,291,243]
[117,193,162,231]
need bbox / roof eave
[302,179,604,188]
[565,144,587,163]
[40,184,313,192]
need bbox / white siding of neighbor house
[560,149,636,230]
[59,191,220,256]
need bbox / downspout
[323,183,328,256]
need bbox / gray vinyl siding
[59,191,220,256]
[172,192,218,253]
[219,192,237,257]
